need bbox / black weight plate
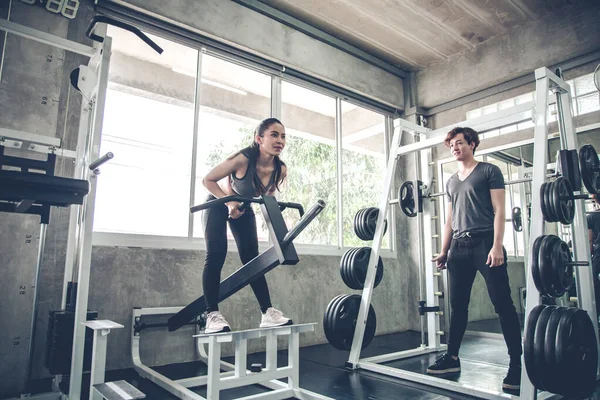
[542,306,567,394]
[355,208,368,240]
[524,304,546,390]
[346,247,363,289]
[552,177,573,225]
[329,294,377,350]
[580,144,600,195]
[323,294,347,348]
[533,305,555,391]
[531,236,545,294]
[366,208,388,240]
[540,183,550,222]
[354,208,368,240]
[545,180,557,222]
[512,206,522,232]
[540,235,561,298]
[351,247,384,290]
[399,181,417,217]
[569,309,598,398]
[364,208,378,240]
[340,248,359,289]
[555,308,598,398]
[555,240,574,292]
[358,208,371,241]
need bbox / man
[426,127,523,391]
[587,194,600,318]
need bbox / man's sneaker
[426,353,461,374]
[502,366,521,390]
[260,307,293,328]
[204,311,231,334]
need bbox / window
[281,82,337,246]
[466,73,600,138]
[341,101,388,248]
[94,29,197,236]
[93,27,394,252]
[192,55,272,241]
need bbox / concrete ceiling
[258,0,584,71]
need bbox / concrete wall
[416,1,600,109]
[108,0,405,109]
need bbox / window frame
[92,28,397,257]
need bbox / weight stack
[44,310,98,376]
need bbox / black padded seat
[0,170,89,206]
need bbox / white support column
[83,320,124,400]
[287,332,300,391]
[520,67,552,400]
[420,147,442,349]
[265,330,278,371]
[207,336,221,400]
[68,33,112,400]
[556,81,600,351]
[234,339,248,378]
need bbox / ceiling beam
[231,0,407,79]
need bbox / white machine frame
[131,307,334,400]
[344,67,599,399]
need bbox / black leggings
[202,195,272,313]
[446,233,522,365]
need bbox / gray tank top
[230,156,277,198]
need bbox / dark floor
[27,328,600,400]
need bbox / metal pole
[188,51,203,238]
[413,136,426,346]
[23,223,48,392]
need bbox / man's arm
[489,188,506,267]
[433,202,453,269]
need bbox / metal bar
[231,0,407,78]
[347,121,404,367]
[424,49,600,116]
[0,19,94,57]
[23,224,47,392]
[69,35,112,400]
[188,51,203,239]
[336,97,344,249]
[520,67,552,400]
[281,200,326,246]
[89,331,108,400]
[396,102,533,157]
[0,128,62,147]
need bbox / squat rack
[345,67,598,399]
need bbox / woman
[201,117,292,333]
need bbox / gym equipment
[398,180,422,217]
[524,305,598,398]
[511,207,522,232]
[168,195,325,332]
[353,207,387,240]
[579,144,600,195]
[133,306,333,400]
[323,294,376,351]
[340,247,384,290]
[530,235,584,298]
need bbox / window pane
[192,55,272,240]
[577,92,600,115]
[574,73,596,96]
[94,27,197,236]
[515,92,533,104]
[482,104,498,115]
[341,101,387,248]
[466,109,482,120]
[281,82,337,246]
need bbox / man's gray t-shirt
[446,162,505,238]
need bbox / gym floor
[31,323,599,400]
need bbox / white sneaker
[204,311,231,334]
[260,307,293,328]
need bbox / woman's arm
[202,153,248,218]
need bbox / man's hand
[433,252,448,270]
[226,201,245,219]
[487,246,504,267]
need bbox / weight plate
[399,181,417,217]
[540,183,550,222]
[532,306,555,391]
[327,294,377,350]
[580,144,600,195]
[512,206,522,232]
[524,304,546,390]
[530,235,545,294]
[542,306,567,394]
[350,247,384,290]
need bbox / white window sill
[92,232,396,259]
